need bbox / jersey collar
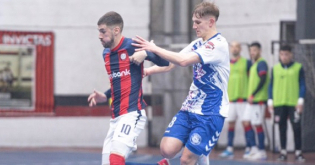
[111,36,125,52]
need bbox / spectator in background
[268,45,306,162]
[242,42,269,160]
[220,41,252,159]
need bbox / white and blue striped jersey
[179,33,230,117]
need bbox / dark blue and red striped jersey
[103,37,169,118]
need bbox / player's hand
[143,68,151,78]
[87,89,107,107]
[268,105,274,114]
[130,51,147,65]
[295,104,303,114]
[132,36,156,52]
[248,95,254,104]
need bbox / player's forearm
[252,74,267,96]
[147,63,175,75]
[145,51,169,66]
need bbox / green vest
[272,62,301,106]
[228,57,249,101]
[248,58,269,102]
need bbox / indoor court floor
[0,147,314,165]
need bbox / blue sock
[228,128,235,147]
[245,132,251,148]
[245,126,256,147]
[256,126,265,150]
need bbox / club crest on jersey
[120,53,127,60]
[190,133,202,145]
[205,41,215,50]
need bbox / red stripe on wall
[55,106,111,116]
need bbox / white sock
[295,150,301,156]
[226,146,233,152]
[280,149,287,155]
[197,154,209,165]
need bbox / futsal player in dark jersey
[88,11,169,165]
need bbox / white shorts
[102,110,147,164]
[242,103,266,125]
[226,102,246,122]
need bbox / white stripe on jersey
[179,33,230,117]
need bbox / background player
[268,45,306,162]
[242,42,269,160]
[220,41,252,159]
[87,11,169,165]
[131,2,230,164]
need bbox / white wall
[0,117,147,147]
[215,0,296,65]
[0,0,151,95]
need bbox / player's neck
[111,34,123,50]
[203,28,218,41]
[231,55,240,60]
[253,55,261,62]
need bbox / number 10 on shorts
[121,124,131,135]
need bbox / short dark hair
[280,45,292,52]
[97,11,124,32]
[193,2,219,21]
[249,42,261,49]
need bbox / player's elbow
[178,60,190,67]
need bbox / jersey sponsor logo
[190,133,202,145]
[205,41,215,50]
[108,69,130,79]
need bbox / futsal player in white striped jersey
[130,2,230,164]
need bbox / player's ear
[113,26,120,35]
[209,17,215,28]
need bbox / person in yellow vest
[220,41,252,159]
[243,42,269,160]
[268,45,306,162]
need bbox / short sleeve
[194,40,228,65]
[179,39,198,54]
[257,61,268,76]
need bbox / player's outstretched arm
[144,63,175,77]
[130,50,169,67]
[132,35,201,67]
[87,89,107,107]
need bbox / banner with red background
[0,31,54,116]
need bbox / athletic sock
[295,150,302,156]
[244,125,256,147]
[281,149,287,155]
[226,146,233,152]
[256,125,265,150]
[227,127,235,147]
[197,154,209,165]
[110,154,125,165]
